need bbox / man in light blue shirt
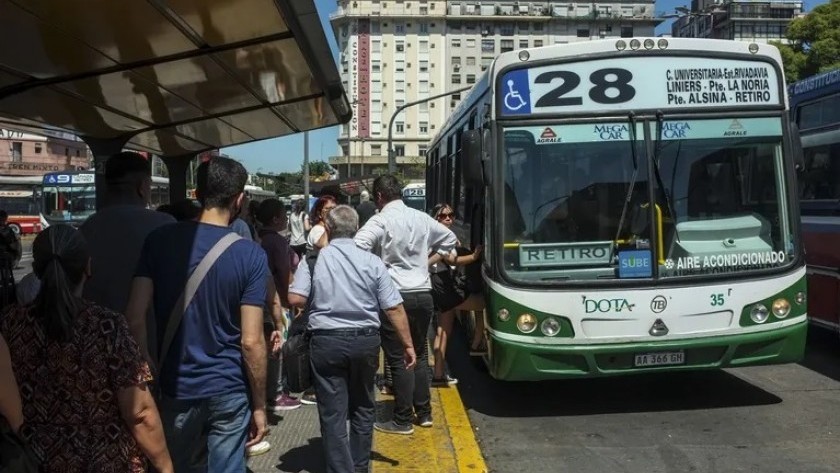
[289,205,415,473]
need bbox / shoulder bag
[153,233,242,392]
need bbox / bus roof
[788,69,840,106]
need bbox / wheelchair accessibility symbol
[501,70,531,115]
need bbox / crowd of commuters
[0,152,486,473]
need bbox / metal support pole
[303,131,310,209]
[387,86,472,174]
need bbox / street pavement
[14,236,33,281]
[448,325,840,472]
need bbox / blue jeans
[158,391,251,473]
[310,329,380,473]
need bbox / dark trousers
[380,291,434,425]
[310,329,380,473]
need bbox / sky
[224,0,827,175]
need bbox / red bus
[0,175,43,235]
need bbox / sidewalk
[247,385,486,473]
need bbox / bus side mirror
[462,129,484,186]
[789,120,804,171]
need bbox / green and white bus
[426,38,806,380]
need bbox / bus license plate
[634,351,685,367]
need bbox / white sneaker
[246,440,271,457]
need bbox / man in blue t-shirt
[125,156,270,473]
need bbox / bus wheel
[8,224,21,236]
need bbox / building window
[621,26,633,38]
[396,122,405,134]
[11,142,22,162]
[419,60,429,72]
[533,22,544,32]
[396,60,405,72]
[481,39,495,53]
[341,144,349,157]
[395,145,405,157]
[419,145,428,156]
[534,39,544,47]
[420,121,429,134]
[451,74,461,84]
[420,6,428,15]
[396,41,405,52]
[420,102,429,112]
[577,29,590,38]
[452,56,461,66]
[371,144,382,156]
[467,38,476,48]
[420,22,429,34]
[396,82,405,93]
[372,40,381,53]
[501,39,514,53]
[519,39,529,49]
[372,122,381,135]
[372,62,381,73]
[500,23,515,36]
[466,74,476,84]
[395,23,405,34]
[420,80,430,93]
[34,143,42,154]
[76,149,80,157]
[420,40,429,53]
[451,38,461,48]
[371,22,380,34]
[466,56,476,66]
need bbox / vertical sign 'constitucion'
[358,20,370,138]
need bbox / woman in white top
[306,195,337,251]
[288,199,311,258]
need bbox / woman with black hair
[0,225,173,473]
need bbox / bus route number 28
[534,68,636,107]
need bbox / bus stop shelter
[0,0,350,207]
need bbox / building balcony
[330,5,446,20]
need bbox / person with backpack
[288,205,415,473]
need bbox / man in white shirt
[355,174,457,434]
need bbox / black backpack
[281,250,318,392]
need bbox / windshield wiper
[612,112,640,252]
[653,111,680,244]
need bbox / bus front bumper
[485,319,808,381]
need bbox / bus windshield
[501,117,793,282]
[42,184,96,225]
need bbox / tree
[775,0,840,82]
[302,160,335,180]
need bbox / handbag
[281,251,317,393]
[153,233,242,396]
[0,421,39,473]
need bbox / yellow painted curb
[439,386,488,473]
[372,384,488,473]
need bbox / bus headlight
[772,298,791,318]
[644,39,655,50]
[516,313,537,333]
[497,308,510,321]
[616,40,627,51]
[540,317,561,336]
[630,39,641,50]
[657,38,669,50]
[795,291,806,305]
[750,303,769,324]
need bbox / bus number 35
[534,68,636,107]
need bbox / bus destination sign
[519,241,613,268]
[500,57,780,116]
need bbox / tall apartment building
[329,0,659,179]
[671,0,803,42]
